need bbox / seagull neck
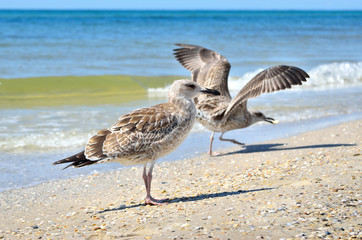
[170,97,196,116]
[248,111,262,126]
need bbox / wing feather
[173,43,231,98]
[222,65,309,123]
[101,103,180,158]
[85,129,111,160]
[56,104,181,167]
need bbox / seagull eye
[186,84,195,89]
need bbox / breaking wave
[228,62,362,93]
[148,62,362,95]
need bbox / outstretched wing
[222,65,309,122]
[173,43,231,98]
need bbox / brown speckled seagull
[173,44,309,156]
[53,79,219,205]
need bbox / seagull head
[169,79,220,100]
[251,110,279,125]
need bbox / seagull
[53,79,219,205]
[173,43,309,156]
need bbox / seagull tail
[52,151,98,169]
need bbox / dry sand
[0,120,361,239]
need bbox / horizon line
[1,8,361,11]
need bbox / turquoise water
[0,10,361,192]
[1,10,361,77]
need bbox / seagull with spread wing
[173,44,309,156]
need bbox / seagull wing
[54,104,181,168]
[173,43,231,98]
[100,103,180,159]
[222,65,309,122]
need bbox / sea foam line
[148,62,362,96]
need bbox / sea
[0,10,361,192]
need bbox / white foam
[307,62,362,88]
[147,62,362,95]
[147,85,170,98]
[225,62,362,93]
[228,68,264,92]
[0,131,91,151]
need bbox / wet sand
[0,119,361,239]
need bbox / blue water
[0,10,361,78]
[0,10,361,192]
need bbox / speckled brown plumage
[173,44,309,155]
[53,79,220,205]
[53,103,185,168]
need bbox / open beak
[200,88,220,96]
[265,117,279,124]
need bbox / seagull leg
[219,132,245,145]
[208,132,215,155]
[209,132,222,156]
[142,164,150,199]
[143,162,168,205]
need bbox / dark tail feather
[53,151,98,169]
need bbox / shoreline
[1,112,361,194]
[0,119,361,239]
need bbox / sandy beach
[0,119,361,239]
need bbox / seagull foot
[209,151,222,156]
[219,136,245,145]
[145,196,169,206]
[231,140,245,145]
[223,139,245,145]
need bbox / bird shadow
[219,143,356,156]
[97,187,274,213]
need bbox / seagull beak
[265,117,279,124]
[200,88,220,95]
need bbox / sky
[0,0,361,10]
